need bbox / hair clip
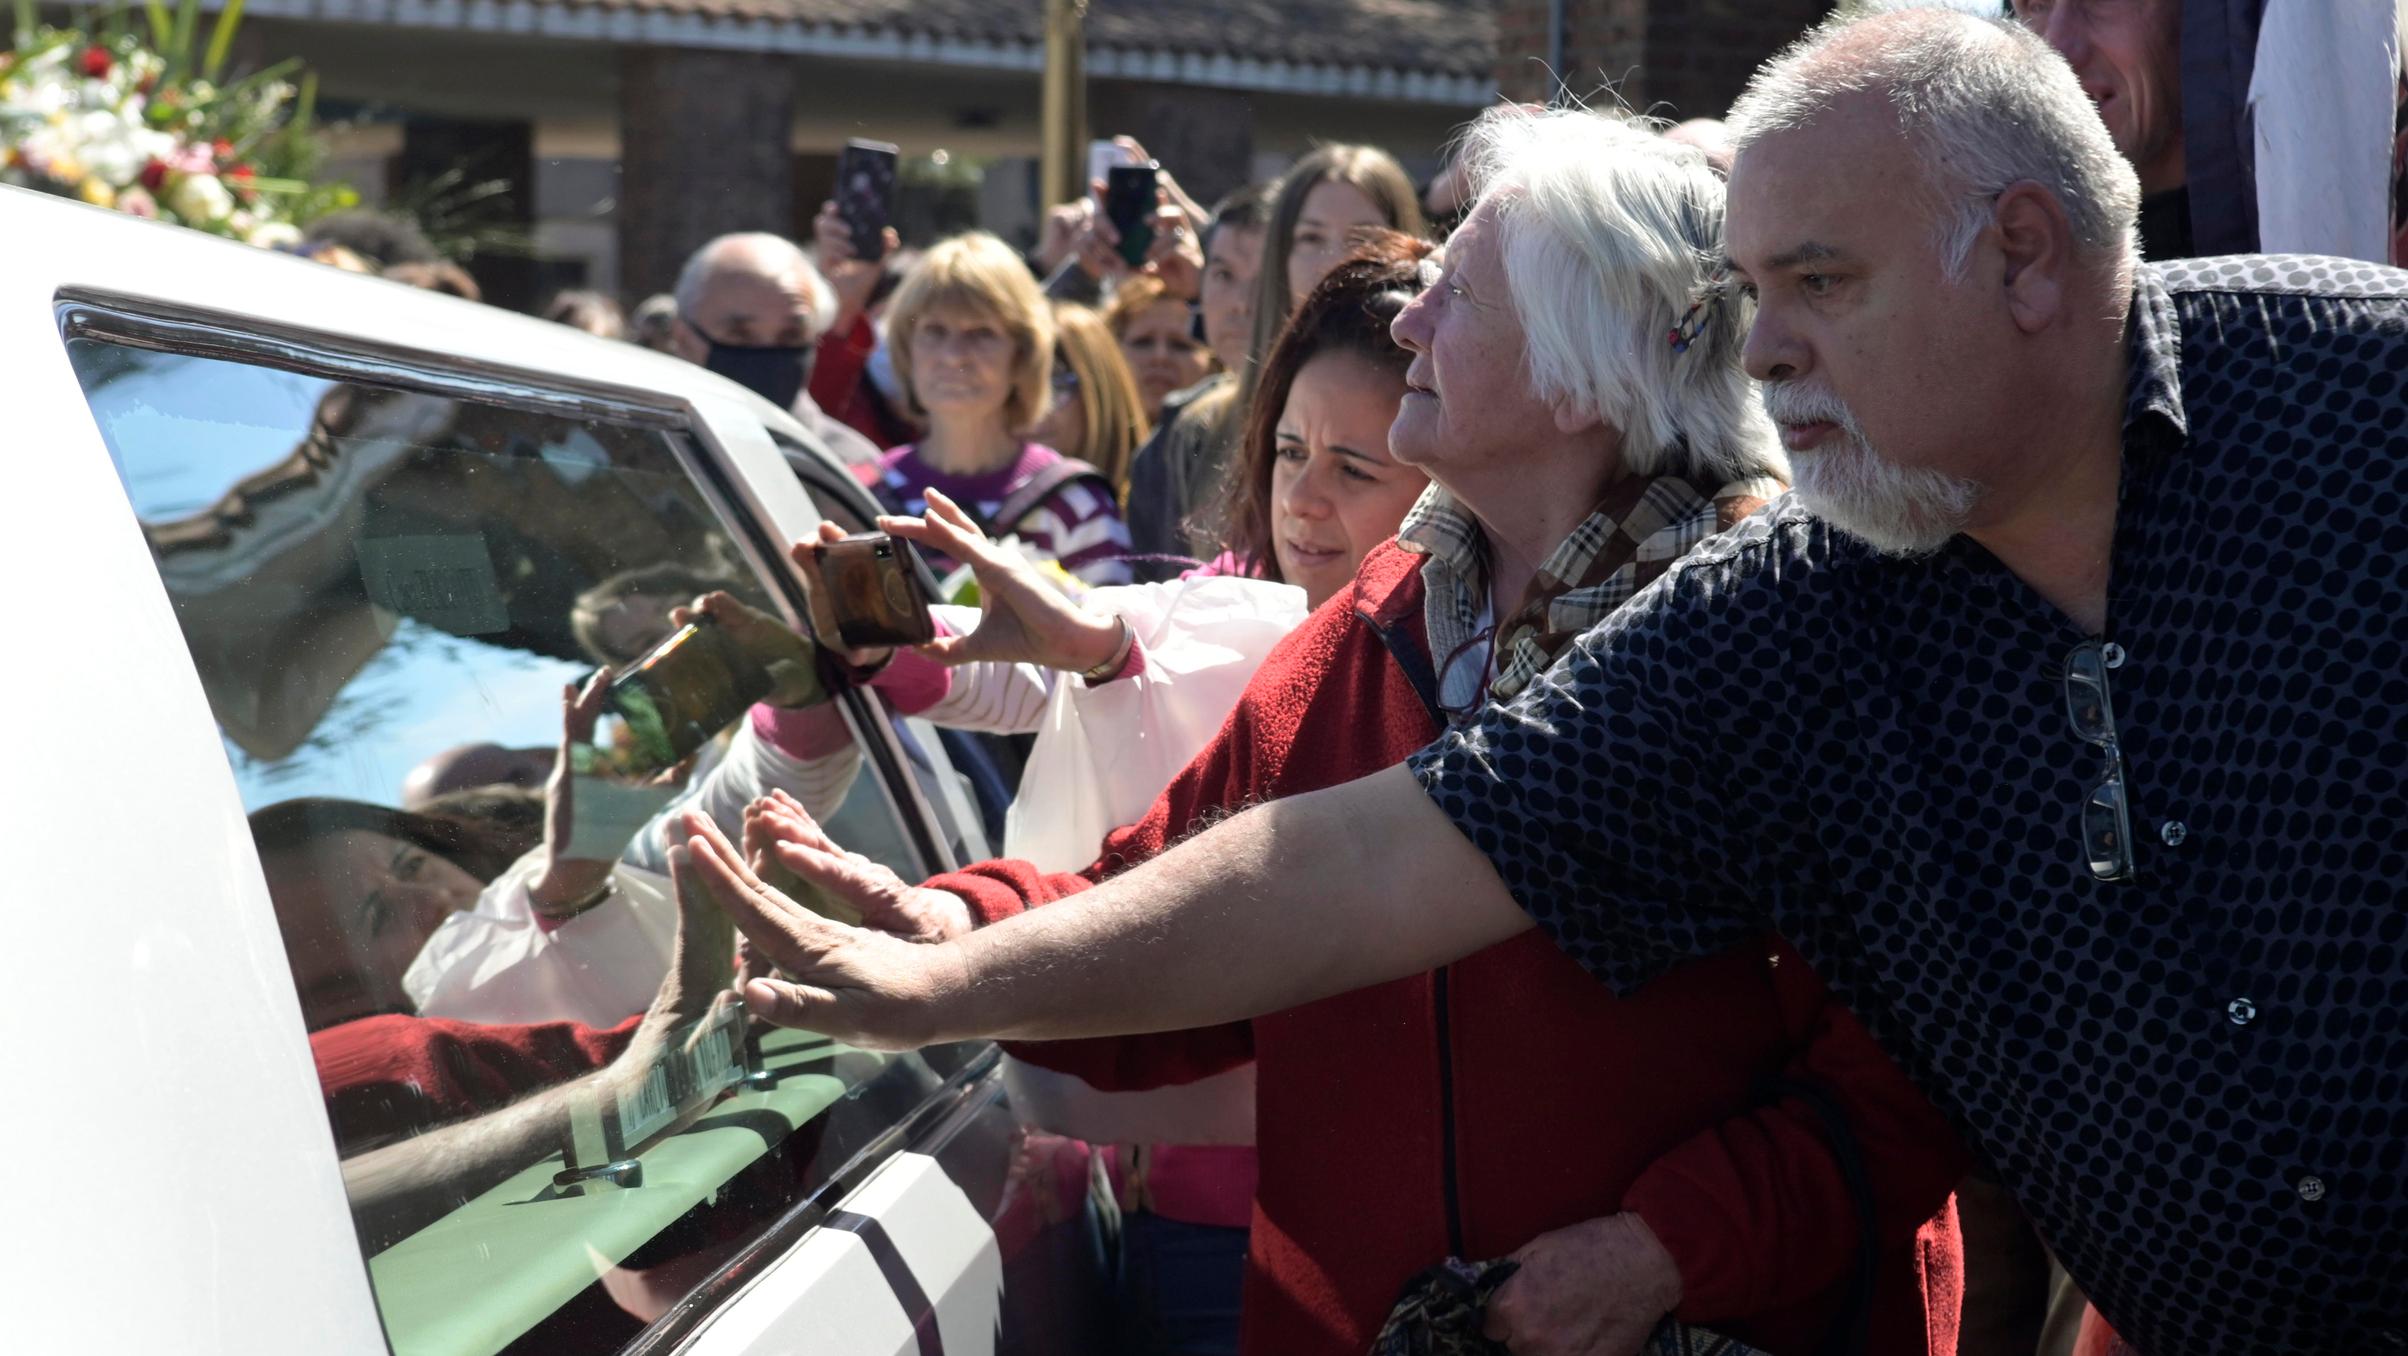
[1668,271,1728,354]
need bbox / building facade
[209,0,1497,306]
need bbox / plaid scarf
[1398,470,1786,707]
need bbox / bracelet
[539,874,617,921]
[1078,617,1135,684]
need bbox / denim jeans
[1089,1201,1248,1356]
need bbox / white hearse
[3,184,1102,1355]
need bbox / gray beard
[1763,384,1983,557]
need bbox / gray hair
[1457,104,1785,486]
[671,232,839,337]
[1730,7,2141,280]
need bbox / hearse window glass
[71,335,953,1355]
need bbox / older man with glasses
[685,9,2408,1354]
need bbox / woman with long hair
[1031,301,1152,497]
[1240,144,1427,409]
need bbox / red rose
[80,46,113,80]
[212,139,234,161]
[140,158,168,192]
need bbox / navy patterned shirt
[1408,255,2408,1356]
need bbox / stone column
[616,47,797,302]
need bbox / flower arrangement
[1,0,355,244]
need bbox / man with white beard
[681,8,2408,1354]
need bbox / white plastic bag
[405,854,677,1028]
[1004,573,1307,872]
[999,573,1301,1145]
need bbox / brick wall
[1643,0,1832,122]
[1495,0,1831,120]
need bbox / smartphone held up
[836,138,900,262]
[1102,162,1161,269]
[805,532,936,650]
[584,615,774,781]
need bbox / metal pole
[1040,0,1088,209]
[1546,0,1566,103]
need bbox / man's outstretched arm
[685,763,1535,1050]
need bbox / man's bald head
[1731,5,2140,280]
[671,233,839,358]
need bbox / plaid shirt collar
[1399,468,1786,709]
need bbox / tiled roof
[563,0,1498,80]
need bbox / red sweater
[933,541,1970,1356]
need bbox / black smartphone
[595,615,773,779]
[836,139,900,263]
[1104,163,1160,268]
[811,533,935,649]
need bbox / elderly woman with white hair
[723,104,1969,1356]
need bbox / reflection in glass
[73,336,954,1355]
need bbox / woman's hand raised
[881,487,1128,676]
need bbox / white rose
[166,171,234,223]
[69,109,173,186]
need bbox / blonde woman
[874,233,1131,586]
[1032,302,1153,497]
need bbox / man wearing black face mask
[671,233,882,470]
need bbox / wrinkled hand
[1483,1213,1683,1356]
[812,199,899,333]
[671,590,825,709]
[742,788,974,943]
[608,844,742,1101]
[881,487,1125,674]
[682,810,970,1050]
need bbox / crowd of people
[246,1,2408,1354]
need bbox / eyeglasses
[2062,640,2135,881]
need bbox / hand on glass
[669,590,825,709]
[682,810,967,1051]
[811,199,898,334]
[1482,1213,1683,1356]
[532,669,697,917]
[880,487,1127,675]
[531,670,622,915]
[741,788,974,943]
